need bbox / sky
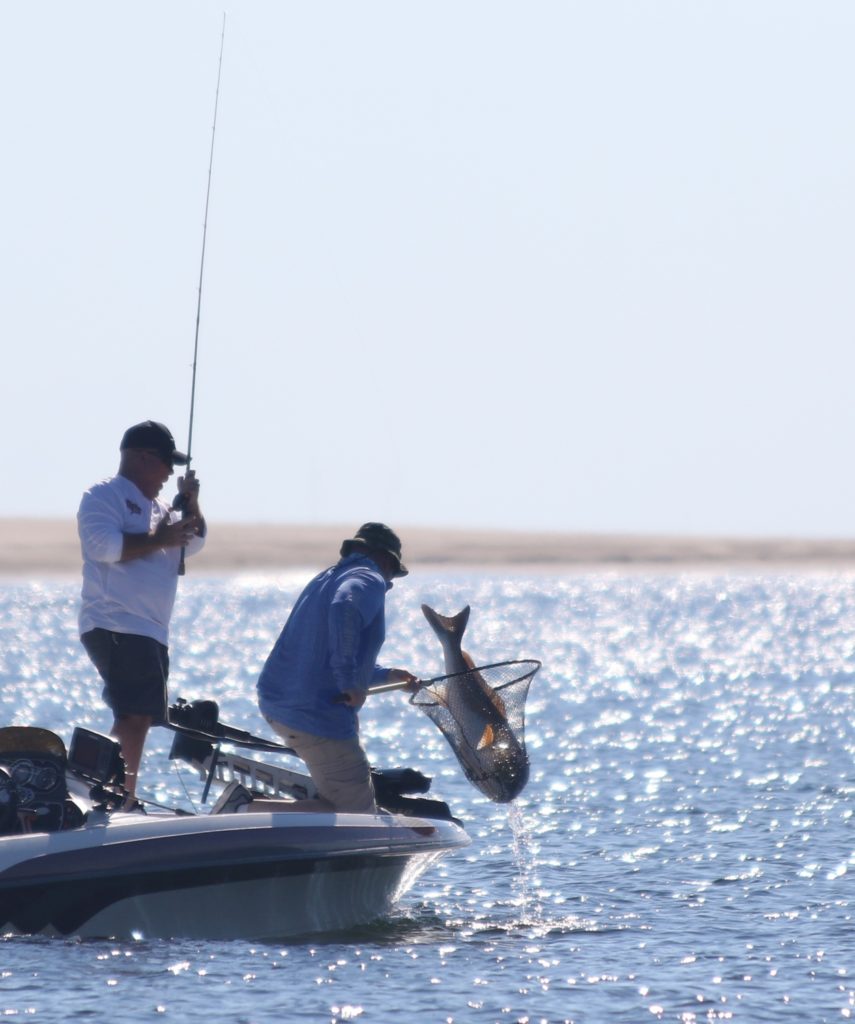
[2,1,854,537]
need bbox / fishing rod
[178,13,226,576]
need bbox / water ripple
[1,571,854,1021]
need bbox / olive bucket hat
[340,523,408,578]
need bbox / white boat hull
[0,810,469,940]
[75,849,445,940]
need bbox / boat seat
[0,726,71,834]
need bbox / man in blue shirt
[253,523,416,814]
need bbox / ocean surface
[0,569,853,1023]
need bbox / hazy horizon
[4,2,854,539]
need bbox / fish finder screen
[67,728,125,784]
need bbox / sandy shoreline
[3,518,855,577]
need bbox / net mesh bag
[410,660,540,803]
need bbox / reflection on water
[1,571,854,1022]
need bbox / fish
[419,603,530,802]
[420,604,508,750]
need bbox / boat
[0,700,470,940]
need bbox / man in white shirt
[78,420,206,798]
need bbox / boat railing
[194,749,320,803]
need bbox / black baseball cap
[120,421,188,466]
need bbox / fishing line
[179,13,226,576]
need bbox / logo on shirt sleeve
[125,499,143,515]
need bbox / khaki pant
[266,719,377,814]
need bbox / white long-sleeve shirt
[77,474,205,645]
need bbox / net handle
[365,679,416,696]
[333,675,441,703]
[364,659,542,697]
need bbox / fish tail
[421,604,470,642]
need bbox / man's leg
[265,721,377,813]
[81,629,169,800]
[111,713,153,798]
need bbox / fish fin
[421,604,470,641]
[476,724,495,750]
[461,649,478,672]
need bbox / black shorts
[81,628,169,722]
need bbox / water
[1,570,853,1022]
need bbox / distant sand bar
[2,518,855,578]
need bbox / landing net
[410,659,540,803]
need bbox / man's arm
[79,488,203,565]
[329,574,417,706]
[328,598,367,701]
[120,516,203,562]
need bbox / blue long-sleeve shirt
[256,554,393,739]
